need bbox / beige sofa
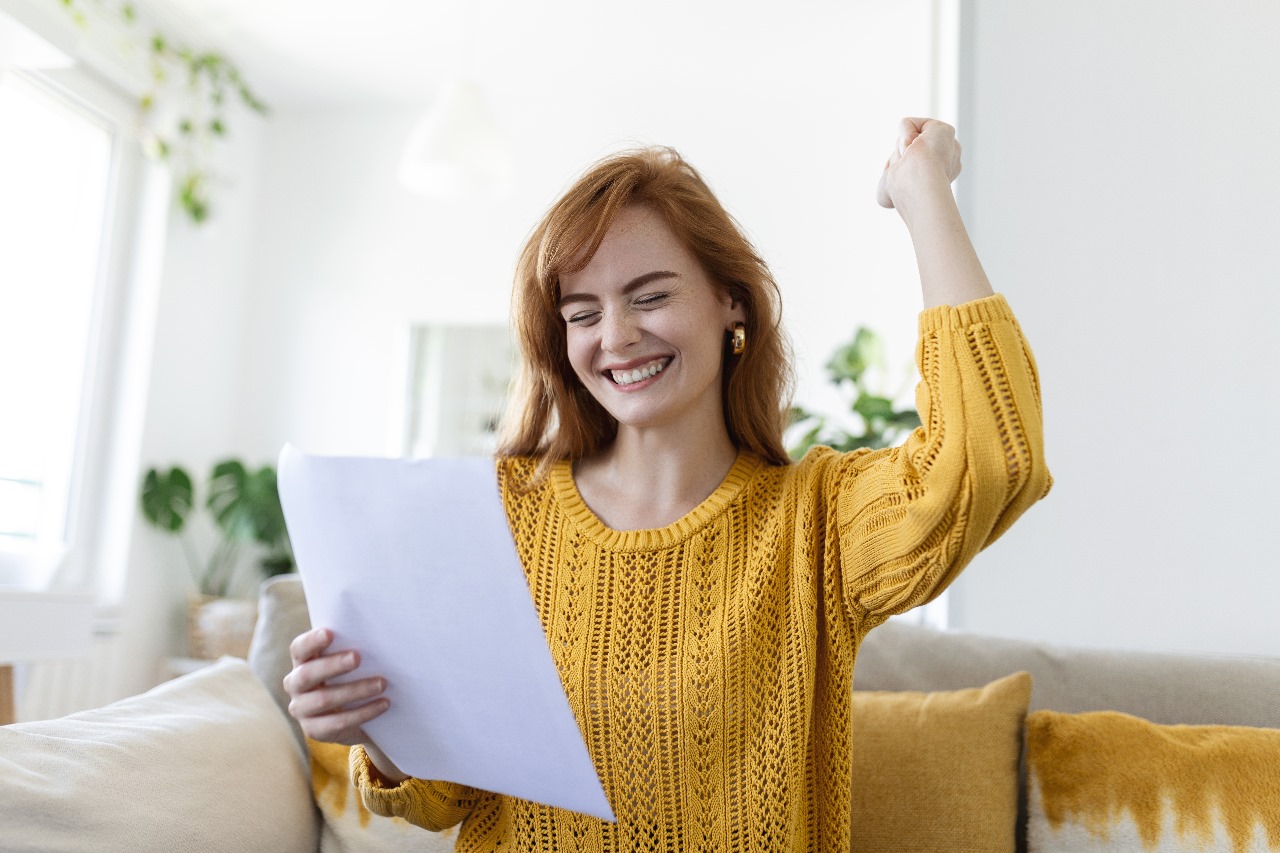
[3,574,1277,852]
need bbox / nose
[599,309,641,353]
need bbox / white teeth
[611,360,665,385]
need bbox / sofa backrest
[853,618,1280,728]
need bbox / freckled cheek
[565,336,597,384]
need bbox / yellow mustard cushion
[307,739,457,852]
[850,670,1032,853]
[1027,710,1280,853]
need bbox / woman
[284,118,1051,851]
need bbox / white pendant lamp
[397,77,512,199]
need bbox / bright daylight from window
[0,71,112,566]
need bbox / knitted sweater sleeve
[834,293,1051,623]
[349,745,485,831]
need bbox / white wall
[946,1,1280,656]
[232,4,940,464]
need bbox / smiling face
[558,204,745,439]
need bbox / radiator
[17,611,123,722]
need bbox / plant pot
[187,595,258,660]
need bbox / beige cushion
[248,573,314,751]
[1026,709,1280,852]
[850,670,1032,853]
[0,658,319,853]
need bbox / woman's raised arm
[877,117,994,309]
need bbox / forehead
[559,205,698,294]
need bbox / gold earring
[731,322,746,356]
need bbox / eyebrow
[558,270,681,309]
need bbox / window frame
[0,27,169,601]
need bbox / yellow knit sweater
[351,294,1051,852]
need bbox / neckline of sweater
[550,450,761,551]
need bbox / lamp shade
[398,77,512,199]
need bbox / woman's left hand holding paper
[283,626,409,784]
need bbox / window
[0,72,112,539]
[0,13,146,592]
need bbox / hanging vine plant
[57,0,268,223]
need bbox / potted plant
[140,459,294,659]
[788,326,922,458]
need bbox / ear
[723,292,747,328]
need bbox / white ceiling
[144,0,809,108]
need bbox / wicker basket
[187,596,258,660]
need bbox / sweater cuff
[918,293,1012,334]
[350,744,406,793]
[350,744,482,827]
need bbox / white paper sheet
[277,445,614,822]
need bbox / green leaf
[851,327,885,371]
[179,173,209,222]
[140,467,194,533]
[259,552,294,577]
[888,410,922,430]
[787,405,816,427]
[178,118,193,135]
[826,326,886,386]
[209,117,225,136]
[151,34,166,53]
[853,394,895,422]
[207,460,289,549]
[825,340,862,384]
[246,467,288,546]
[122,4,136,23]
[239,86,268,114]
[207,459,250,539]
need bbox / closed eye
[635,292,670,308]
[565,310,601,325]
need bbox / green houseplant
[788,327,922,458]
[140,459,294,598]
[140,459,293,660]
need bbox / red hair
[497,147,793,474]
